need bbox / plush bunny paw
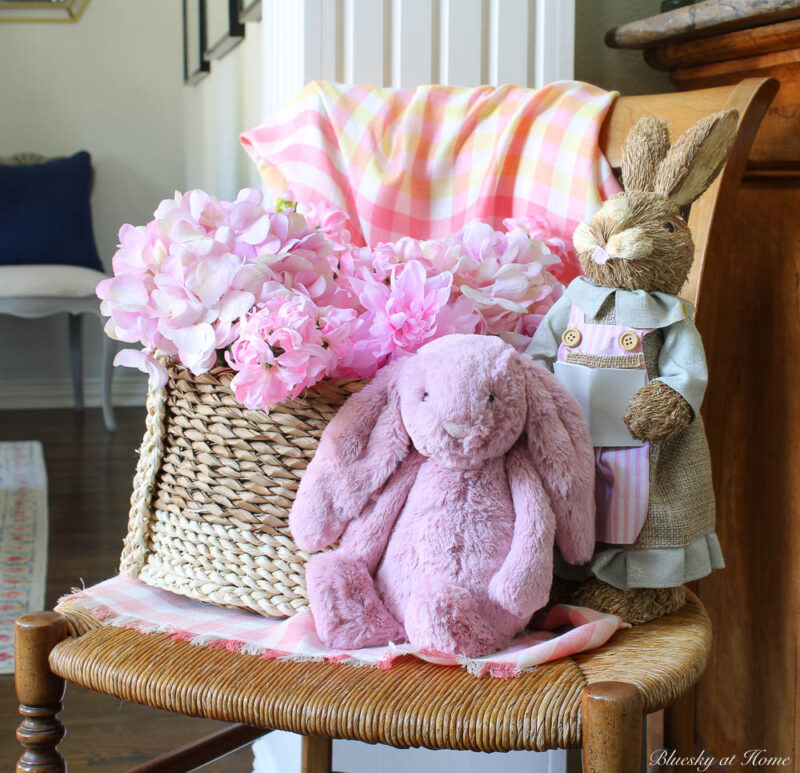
[623,380,692,443]
[488,570,549,620]
[289,483,346,553]
[404,584,508,658]
[306,553,406,648]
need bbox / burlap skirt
[559,417,723,589]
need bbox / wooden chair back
[597,77,777,307]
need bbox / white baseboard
[0,373,148,409]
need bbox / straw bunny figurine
[529,110,738,623]
[290,334,595,657]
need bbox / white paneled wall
[251,3,575,770]
[261,0,574,118]
[186,1,575,202]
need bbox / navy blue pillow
[0,151,103,271]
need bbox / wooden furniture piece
[0,153,117,432]
[608,7,798,766]
[20,598,708,773]
[13,77,776,773]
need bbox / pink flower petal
[113,348,168,387]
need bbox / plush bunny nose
[443,421,469,439]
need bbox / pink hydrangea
[441,220,564,344]
[226,291,375,410]
[97,188,334,388]
[303,200,355,250]
[503,214,577,283]
[100,191,566,411]
[227,292,331,407]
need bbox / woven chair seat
[49,591,710,753]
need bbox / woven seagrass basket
[119,365,364,617]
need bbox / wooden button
[562,328,582,348]
[619,331,640,351]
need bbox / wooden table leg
[15,612,68,773]
[582,681,644,773]
[301,735,332,773]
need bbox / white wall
[0,0,187,407]
[183,21,263,198]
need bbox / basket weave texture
[119,366,363,617]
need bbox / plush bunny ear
[653,109,739,207]
[621,115,671,192]
[518,356,595,564]
[289,359,410,553]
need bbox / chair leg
[664,688,695,757]
[14,612,69,773]
[581,681,643,773]
[100,334,117,432]
[301,735,332,773]
[68,314,83,412]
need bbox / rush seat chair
[14,77,776,773]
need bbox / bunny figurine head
[573,109,739,296]
[291,333,594,558]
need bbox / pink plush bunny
[290,334,595,657]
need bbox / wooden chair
[13,77,776,773]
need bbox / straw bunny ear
[289,359,410,553]
[621,115,671,192]
[654,109,739,207]
[519,356,595,564]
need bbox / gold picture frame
[0,0,91,22]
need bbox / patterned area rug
[0,441,48,674]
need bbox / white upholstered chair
[0,153,116,431]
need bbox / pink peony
[356,261,465,359]
[447,221,563,343]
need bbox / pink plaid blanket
[57,576,627,679]
[241,80,621,281]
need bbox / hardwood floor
[0,407,255,772]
